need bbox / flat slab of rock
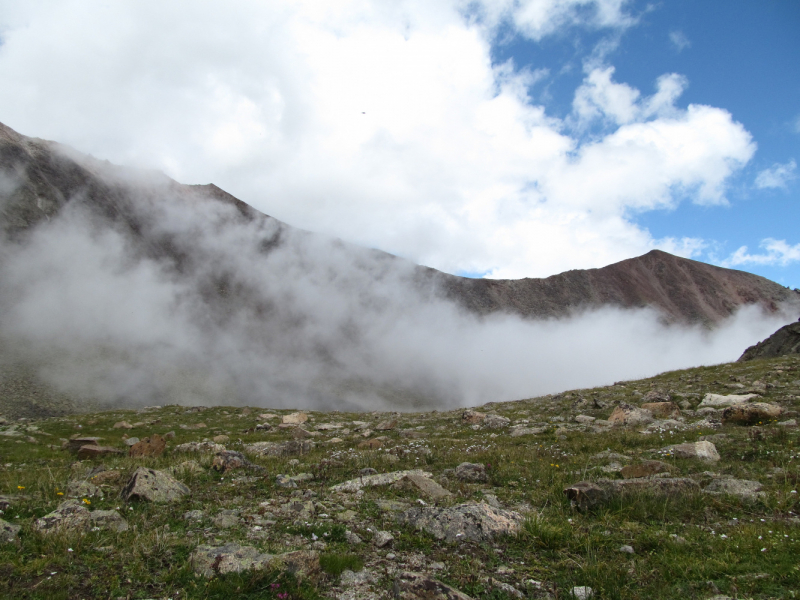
[174,441,226,454]
[394,572,475,600]
[699,393,759,408]
[244,440,315,457]
[704,478,764,501]
[397,501,522,543]
[90,510,129,532]
[510,426,547,436]
[662,441,720,461]
[722,403,782,425]
[121,467,190,503]
[482,415,511,429]
[330,469,432,493]
[564,478,700,510]
[65,437,102,453]
[0,518,21,543]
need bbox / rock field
[2,355,800,599]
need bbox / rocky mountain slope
[740,318,800,361]
[2,121,798,327]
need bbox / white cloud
[0,0,756,278]
[754,159,797,189]
[724,239,800,268]
[669,30,691,52]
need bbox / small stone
[0,518,21,543]
[292,427,315,439]
[461,410,486,425]
[183,509,205,521]
[395,572,475,600]
[454,462,487,483]
[129,434,167,458]
[124,437,140,446]
[572,586,594,599]
[213,435,230,443]
[375,419,398,431]
[392,474,452,500]
[113,421,133,429]
[345,530,363,544]
[574,415,595,424]
[120,467,190,503]
[374,530,394,547]
[282,412,308,425]
[66,480,102,498]
[482,414,511,429]
[663,441,720,462]
[212,450,260,474]
[90,510,128,532]
[619,545,634,554]
[608,404,653,426]
[213,510,240,529]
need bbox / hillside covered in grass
[1,354,800,600]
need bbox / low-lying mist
[0,171,796,412]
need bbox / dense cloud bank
[0,167,796,412]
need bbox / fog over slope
[1,127,798,412]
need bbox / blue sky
[0,0,798,286]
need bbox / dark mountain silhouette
[2,120,798,326]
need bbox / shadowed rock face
[738,318,800,361]
[2,120,798,328]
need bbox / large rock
[330,469,432,493]
[482,414,511,429]
[397,501,523,543]
[564,478,700,510]
[77,445,125,460]
[454,462,488,483]
[699,393,759,408]
[33,500,91,533]
[722,403,783,425]
[120,467,190,503]
[0,518,21,543]
[190,544,319,579]
[393,572,475,600]
[608,403,653,426]
[244,440,315,457]
[128,434,167,458]
[662,441,720,461]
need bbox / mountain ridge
[2,120,797,326]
